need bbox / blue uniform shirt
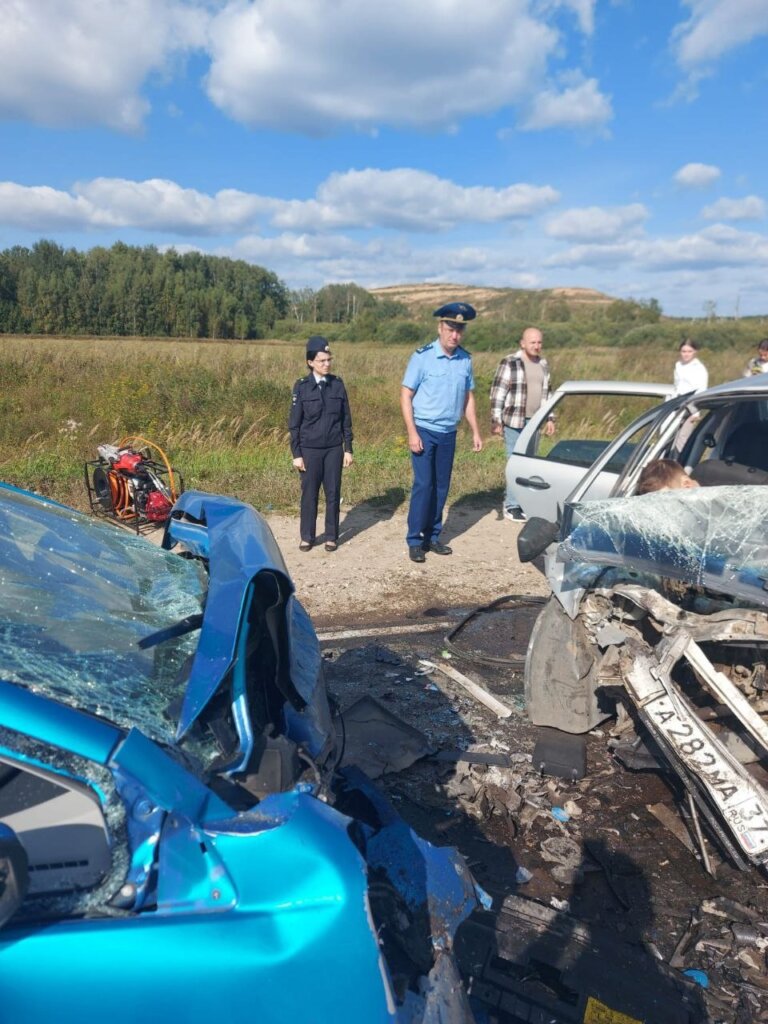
[402,339,475,433]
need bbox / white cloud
[547,224,768,272]
[0,171,559,236]
[518,73,612,131]
[0,1,608,135]
[701,195,766,221]
[273,170,560,232]
[641,224,768,270]
[75,179,272,233]
[0,0,206,131]
[673,0,768,68]
[205,0,560,132]
[0,183,95,229]
[546,203,648,242]
[673,162,721,188]
[0,178,272,234]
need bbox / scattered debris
[321,616,768,1023]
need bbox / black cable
[442,593,546,666]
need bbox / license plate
[646,693,768,860]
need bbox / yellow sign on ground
[583,995,643,1024]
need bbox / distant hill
[370,283,615,318]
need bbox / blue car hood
[0,484,332,772]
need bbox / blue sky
[1,0,767,316]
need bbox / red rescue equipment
[84,436,184,532]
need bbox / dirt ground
[264,502,547,626]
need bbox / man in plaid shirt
[489,327,555,521]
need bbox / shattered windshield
[0,486,209,754]
[559,485,768,608]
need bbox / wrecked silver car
[520,376,768,871]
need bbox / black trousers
[300,445,343,543]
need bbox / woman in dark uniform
[289,336,354,552]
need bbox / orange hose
[108,471,134,519]
[118,435,179,501]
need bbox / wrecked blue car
[0,485,481,1021]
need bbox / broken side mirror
[0,823,28,929]
[517,517,561,563]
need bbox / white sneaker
[503,505,526,522]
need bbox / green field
[0,334,754,513]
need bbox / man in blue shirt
[401,303,483,563]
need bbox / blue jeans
[406,427,457,547]
[503,421,528,509]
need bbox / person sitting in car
[636,459,699,495]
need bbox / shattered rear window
[0,487,207,749]
[559,485,768,607]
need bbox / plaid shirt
[489,351,552,429]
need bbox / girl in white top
[673,339,708,396]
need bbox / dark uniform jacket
[289,373,353,457]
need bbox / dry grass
[0,334,752,512]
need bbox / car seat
[691,419,768,485]
[722,421,768,472]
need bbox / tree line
[4,238,758,350]
[0,241,288,339]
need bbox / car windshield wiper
[138,613,204,650]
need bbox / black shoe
[408,546,426,563]
[503,505,526,522]
[424,541,452,555]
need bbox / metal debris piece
[336,695,435,777]
[646,801,696,855]
[669,914,701,969]
[477,781,522,819]
[532,726,587,780]
[701,897,762,923]
[595,622,628,648]
[686,790,715,877]
[732,923,766,947]
[418,659,513,719]
[695,937,733,954]
[739,968,768,992]
[737,948,764,971]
